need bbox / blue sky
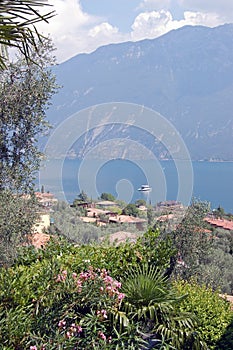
[38,0,233,62]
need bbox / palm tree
[0,0,55,68]
[121,264,207,349]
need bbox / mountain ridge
[47,23,233,161]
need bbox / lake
[39,159,233,213]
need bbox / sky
[37,0,233,62]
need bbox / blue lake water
[39,159,233,213]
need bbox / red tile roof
[204,217,233,231]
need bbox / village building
[35,191,58,208]
[155,200,184,212]
[204,217,233,231]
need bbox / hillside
[47,24,233,160]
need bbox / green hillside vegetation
[1,6,233,349]
[1,231,233,349]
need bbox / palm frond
[0,0,55,68]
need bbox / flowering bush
[0,264,141,349]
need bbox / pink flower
[76,279,82,292]
[97,309,108,320]
[101,309,108,318]
[79,271,89,281]
[77,325,83,333]
[72,272,77,279]
[65,331,71,339]
[108,336,112,343]
[100,269,108,278]
[58,319,66,329]
[104,276,113,284]
[55,271,67,282]
[55,274,63,282]
[113,281,122,289]
[70,323,83,334]
[30,346,37,350]
[117,293,125,301]
[98,331,106,341]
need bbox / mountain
[47,24,233,161]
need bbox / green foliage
[172,199,213,279]
[135,199,146,207]
[147,207,154,226]
[49,203,100,243]
[0,249,146,349]
[0,190,38,266]
[1,228,232,349]
[121,264,206,349]
[76,190,89,202]
[137,228,176,271]
[213,206,225,219]
[196,247,233,294]
[174,279,233,349]
[100,193,116,201]
[51,201,144,244]
[0,1,55,68]
[0,38,58,192]
[122,203,140,217]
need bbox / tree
[213,205,225,219]
[0,190,39,266]
[0,0,55,68]
[100,192,115,201]
[0,38,58,192]
[172,199,213,279]
[147,207,154,226]
[135,199,146,207]
[0,39,57,265]
[76,190,89,202]
[122,203,139,217]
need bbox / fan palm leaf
[121,264,206,349]
[0,1,55,68]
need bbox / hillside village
[33,190,233,249]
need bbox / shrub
[174,279,233,349]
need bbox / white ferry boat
[138,184,152,192]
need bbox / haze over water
[39,159,233,213]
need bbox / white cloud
[89,22,119,38]
[130,9,226,42]
[178,0,233,22]
[131,10,173,40]
[35,0,232,63]
[182,11,223,27]
[37,0,128,62]
[87,22,128,53]
[37,0,103,61]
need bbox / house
[109,215,147,230]
[96,200,119,208]
[204,217,233,231]
[156,200,183,212]
[35,192,58,208]
[32,212,51,234]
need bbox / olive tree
[0,38,58,192]
[172,199,213,279]
[0,39,58,264]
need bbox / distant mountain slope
[48,24,233,160]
